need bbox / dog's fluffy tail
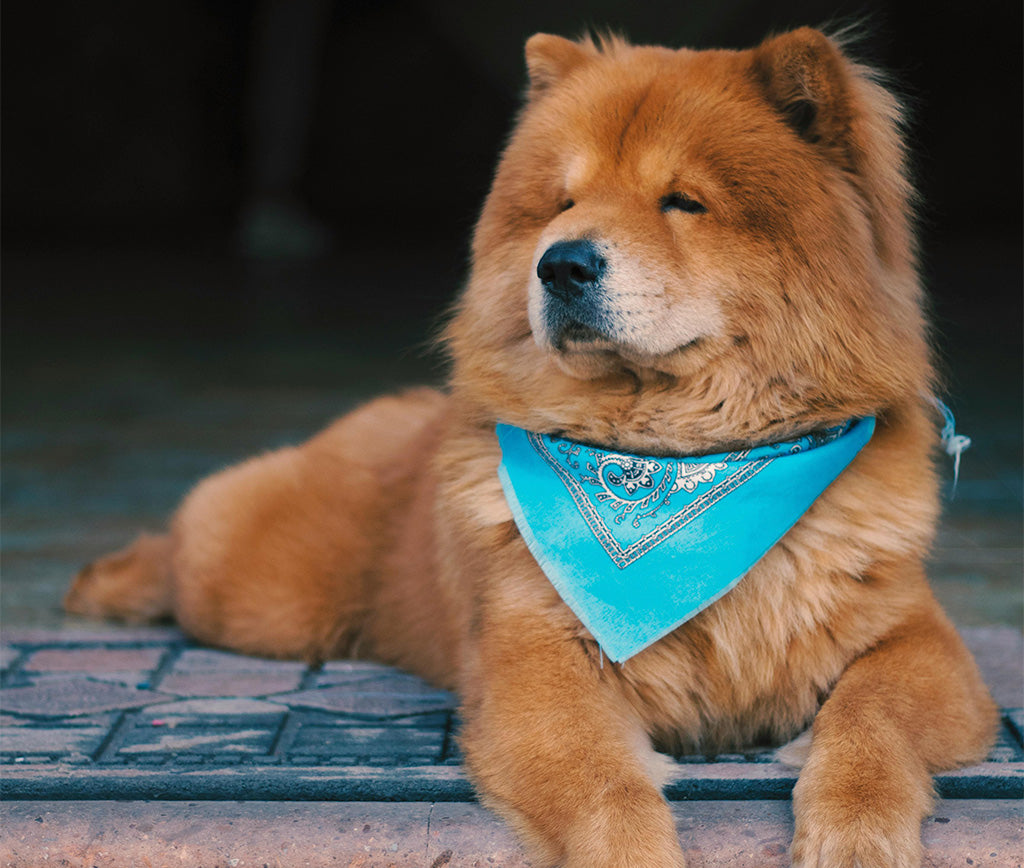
[65,532,174,623]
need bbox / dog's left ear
[752,28,853,148]
[753,27,915,276]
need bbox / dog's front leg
[459,599,685,868]
[791,603,998,867]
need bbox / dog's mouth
[553,319,703,361]
[553,320,615,351]
[548,328,711,382]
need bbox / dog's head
[447,29,930,454]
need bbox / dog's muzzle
[536,239,612,347]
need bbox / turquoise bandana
[496,417,875,662]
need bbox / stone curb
[3,759,1022,803]
[1,800,1021,868]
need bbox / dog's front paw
[791,770,927,868]
[791,813,922,868]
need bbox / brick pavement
[0,626,1021,864]
[0,626,1021,796]
[0,630,460,788]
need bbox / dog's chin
[544,328,708,381]
[536,321,613,379]
[551,346,623,379]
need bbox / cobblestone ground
[1,629,462,797]
[0,626,1022,865]
[1,626,1021,802]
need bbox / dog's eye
[660,193,707,215]
[558,199,575,213]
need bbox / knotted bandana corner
[496,417,875,662]
[926,395,971,493]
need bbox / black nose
[537,240,606,304]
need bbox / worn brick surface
[0,647,20,671]
[316,661,423,686]
[30,671,154,690]
[990,724,1024,762]
[275,683,456,718]
[158,670,303,697]
[117,725,277,757]
[1,712,117,729]
[0,679,171,717]
[1,725,108,757]
[1,627,187,644]
[962,627,1024,708]
[288,725,444,761]
[23,647,164,673]
[315,673,455,694]
[141,697,289,721]
[172,648,305,672]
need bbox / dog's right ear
[525,34,595,95]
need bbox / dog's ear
[753,27,914,273]
[752,28,853,147]
[525,34,595,94]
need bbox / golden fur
[67,29,997,867]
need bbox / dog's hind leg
[66,441,372,663]
[66,388,450,667]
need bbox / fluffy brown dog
[66,28,997,868]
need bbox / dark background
[3,1,1022,340]
[1,1,1020,627]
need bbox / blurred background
[2,1,1021,628]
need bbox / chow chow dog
[66,27,997,867]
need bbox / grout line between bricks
[266,664,320,759]
[438,712,455,764]
[299,662,323,690]
[144,641,186,691]
[1003,711,1024,748]
[87,644,184,763]
[0,649,29,688]
[91,711,132,763]
[5,639,183,650]
[269,712,301,761]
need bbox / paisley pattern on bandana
[528,424,853,568]
[496,418,875,662]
